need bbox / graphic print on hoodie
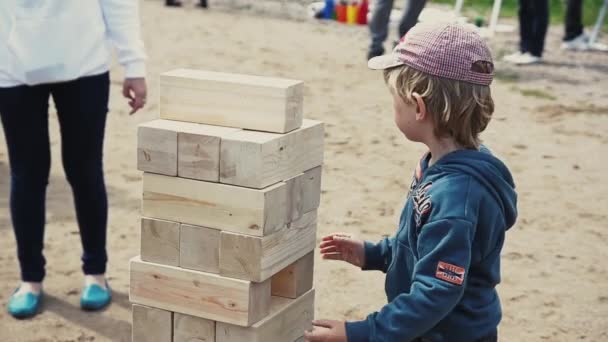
[346,147,518,342]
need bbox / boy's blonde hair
[384,63,494,149]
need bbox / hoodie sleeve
[345,218,475,341]
[362,237,393,272]
[99,0,146,78]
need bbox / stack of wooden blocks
[129,69,324,342]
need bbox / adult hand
[319,233,366,268]
[304,320,348,342]
[123,77,147,115]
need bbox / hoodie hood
[428,146,518,230]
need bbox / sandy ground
[0,1,607,341]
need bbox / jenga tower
[129,69,324,342]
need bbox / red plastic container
[357,0,369,25]
[336,3,347,23]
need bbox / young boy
[304,22,518,342]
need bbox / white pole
[454,0,464,16]
[589,0,608,45]
[488,0,502,34]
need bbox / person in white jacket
[0,0,147,318]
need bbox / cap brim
[368,54,405,70]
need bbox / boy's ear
[412,92,427,121]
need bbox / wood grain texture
[271,251,314,299]
[142,173,288,236]
[216,289,315,342]
[132,304,173,342]
[180,224,220,273]
[285,166,322,222]
[219,120,324,189]
[140,217,180,266]
[219,211,317,282]
[177,124,241,182]
[160,69,303,133]
[173,312,215,342]
[130,256,271,327]
[137,120,178,176]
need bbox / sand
[0,1,607,341]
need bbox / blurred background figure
[368,0,427,60]
[562,0,587,49]
[503,0,549,65]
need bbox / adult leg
[0,85,51,283]
[519,0,534,53]
[529,0,549,57]
[564,0,584,41]
[50,72,110,277]
[369,0,395,57]
[397,0,427,39]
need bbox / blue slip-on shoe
[80,283,112,311]
[8,289,42,319]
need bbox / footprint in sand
[122,174,142,183]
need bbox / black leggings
[0,72,110,282]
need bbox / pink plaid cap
[368,21,494,86]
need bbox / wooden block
[217,289,315,342]
[138,119,241,181]
[174,312,215,342]
[160,69,303,133]
[140,217,180,266]
[285,166,322,222]
[180,224,220,273]
[220,120,324,189]
[271,251,314,299]
[219,211,317,282]
[137,120,178,176]
[178,124,241,182]
[132,304,173,342]
[142,172,288,236]
[130,256,271,327]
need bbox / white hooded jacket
[0,0,146,86]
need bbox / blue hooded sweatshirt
[345,147,518,342]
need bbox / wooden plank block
[219,211,317,282]
[142,172,288,237]
[219,120,324,189]
[178,124,241,182]
[132,304,173,342]
[285,166,322,222]
[160,69,303,133]
[271,251,314,299]
[138,119,241,180]
[140,217,180,266]
[137,120,178,176]
[174,312,215,342]
[216,289,315,342]
[130,256,271,327]
[180,224,220,273]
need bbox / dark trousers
[0,72,110,282]
[564,0,584,41]
[369,0,427,54]
[519,0,549,57]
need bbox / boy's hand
[304,320,347,342]
[320,233,365,268]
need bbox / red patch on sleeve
[436,261,465,285]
